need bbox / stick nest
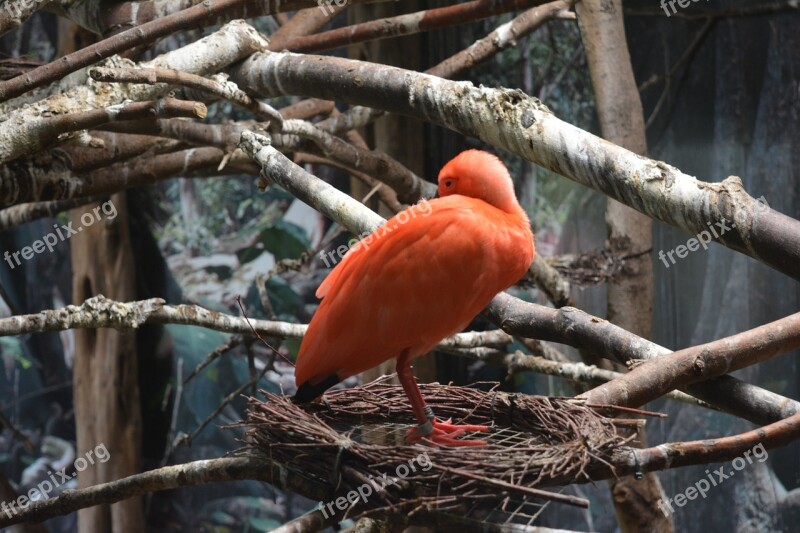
[241,378,643,521]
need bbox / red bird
[294,150,535,446]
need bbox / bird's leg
[396,351,488,447]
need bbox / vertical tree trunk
[71,192,143,532]
[58,16,142,531]
[575,1,669,531]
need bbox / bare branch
[0,456,326,527]
[0,196,104,231]
[90,67,282,127]
[281,119,435,202]
[430,0,573,79]
[232,51,800,280]
[582,312,800,408]
[485,293,800,425]
[0,20,268,164]
[285,0,554,53]
[32,97,206,153]
[0,147,252,207]
[267,4,346,51]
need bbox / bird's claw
[406,418,489,447]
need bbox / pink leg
[396,350,488,447]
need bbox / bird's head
[437,149,520,213]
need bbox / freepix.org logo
[3,200,118,270]
[1,442,111,519]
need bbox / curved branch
[267,4,346,51]
[281,119,435,202]
[485,293,800,425]
[232,51,800,280]
[0,0,345,103]
[448,347,712,409]
[582,312,800,408]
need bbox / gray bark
[232,51,800,280]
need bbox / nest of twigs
[241,378,646,522]
[245,380,643,516]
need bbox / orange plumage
[295,150,534,445]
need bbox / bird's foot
[406,418,489,447]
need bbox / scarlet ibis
[294,150,535,446]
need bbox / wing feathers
[295,196,533,386]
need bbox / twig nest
[241,378,647,524]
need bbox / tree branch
[430,0,573,79]
[284,0,553,53]
[232,51,800,280]
[0,20,268,164]
[582,312,800,408]
[90,67,282,127]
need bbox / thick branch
[0,147,252,207]
[485,293,800,425]
[582,313,800,408]
[33,97,206,152]
[232,51,800,280]
[0,20,267,164]
[90,67,282,126]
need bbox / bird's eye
[444,179,453,188]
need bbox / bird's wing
[296,197,529,386]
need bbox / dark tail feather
[293,374,341,403]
